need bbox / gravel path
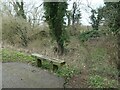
[2,62,64,88]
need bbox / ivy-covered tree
[44,2,68,55]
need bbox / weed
[88,75,118,88]
[41,60,53,70]
[56,65,81,79]
[89,48,118,77]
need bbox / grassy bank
[2,38,119,88]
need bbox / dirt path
[2,62,65,88]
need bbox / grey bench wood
[31,53,65,71]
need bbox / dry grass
[2,16,119,88]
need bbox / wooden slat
[31,53,65,64]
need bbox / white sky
[20,0,105,25]
[67,0,104,25]
[80,0,104,25]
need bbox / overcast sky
[81,0,104,25]
[24,0,104,25]
[67,0,104,25]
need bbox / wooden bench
[31,53,65,71]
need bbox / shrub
[2,15,31,46]
[79,30,100,42]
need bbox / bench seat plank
[31,53,65,64]
[31,53,65,71]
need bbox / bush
[2,15,31,46]
[79,30,100,42]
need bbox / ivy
[44,2,69,55]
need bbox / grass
[2,48,80,79]
[2,48,34,63]
[89,47,118,77]
[88,75,118,88]
[86,47,118,88]
[56,65,81,79]
[38,60,81,81]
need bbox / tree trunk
[71,2,77,36]
[68,16,70,26]
[57,40,64,55]
[55,25,64,55]
[55,18,65,55]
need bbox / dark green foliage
[44,2,68,55]
[79,30,100,42]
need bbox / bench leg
[37,59,42,67]
[53,64,58,72]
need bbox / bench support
[32,53,65,71]
[53,64,58,72]
[37,59,42,67]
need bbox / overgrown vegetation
[1,0,119,88]
[104,1,120,78]
[2,35,118,88]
